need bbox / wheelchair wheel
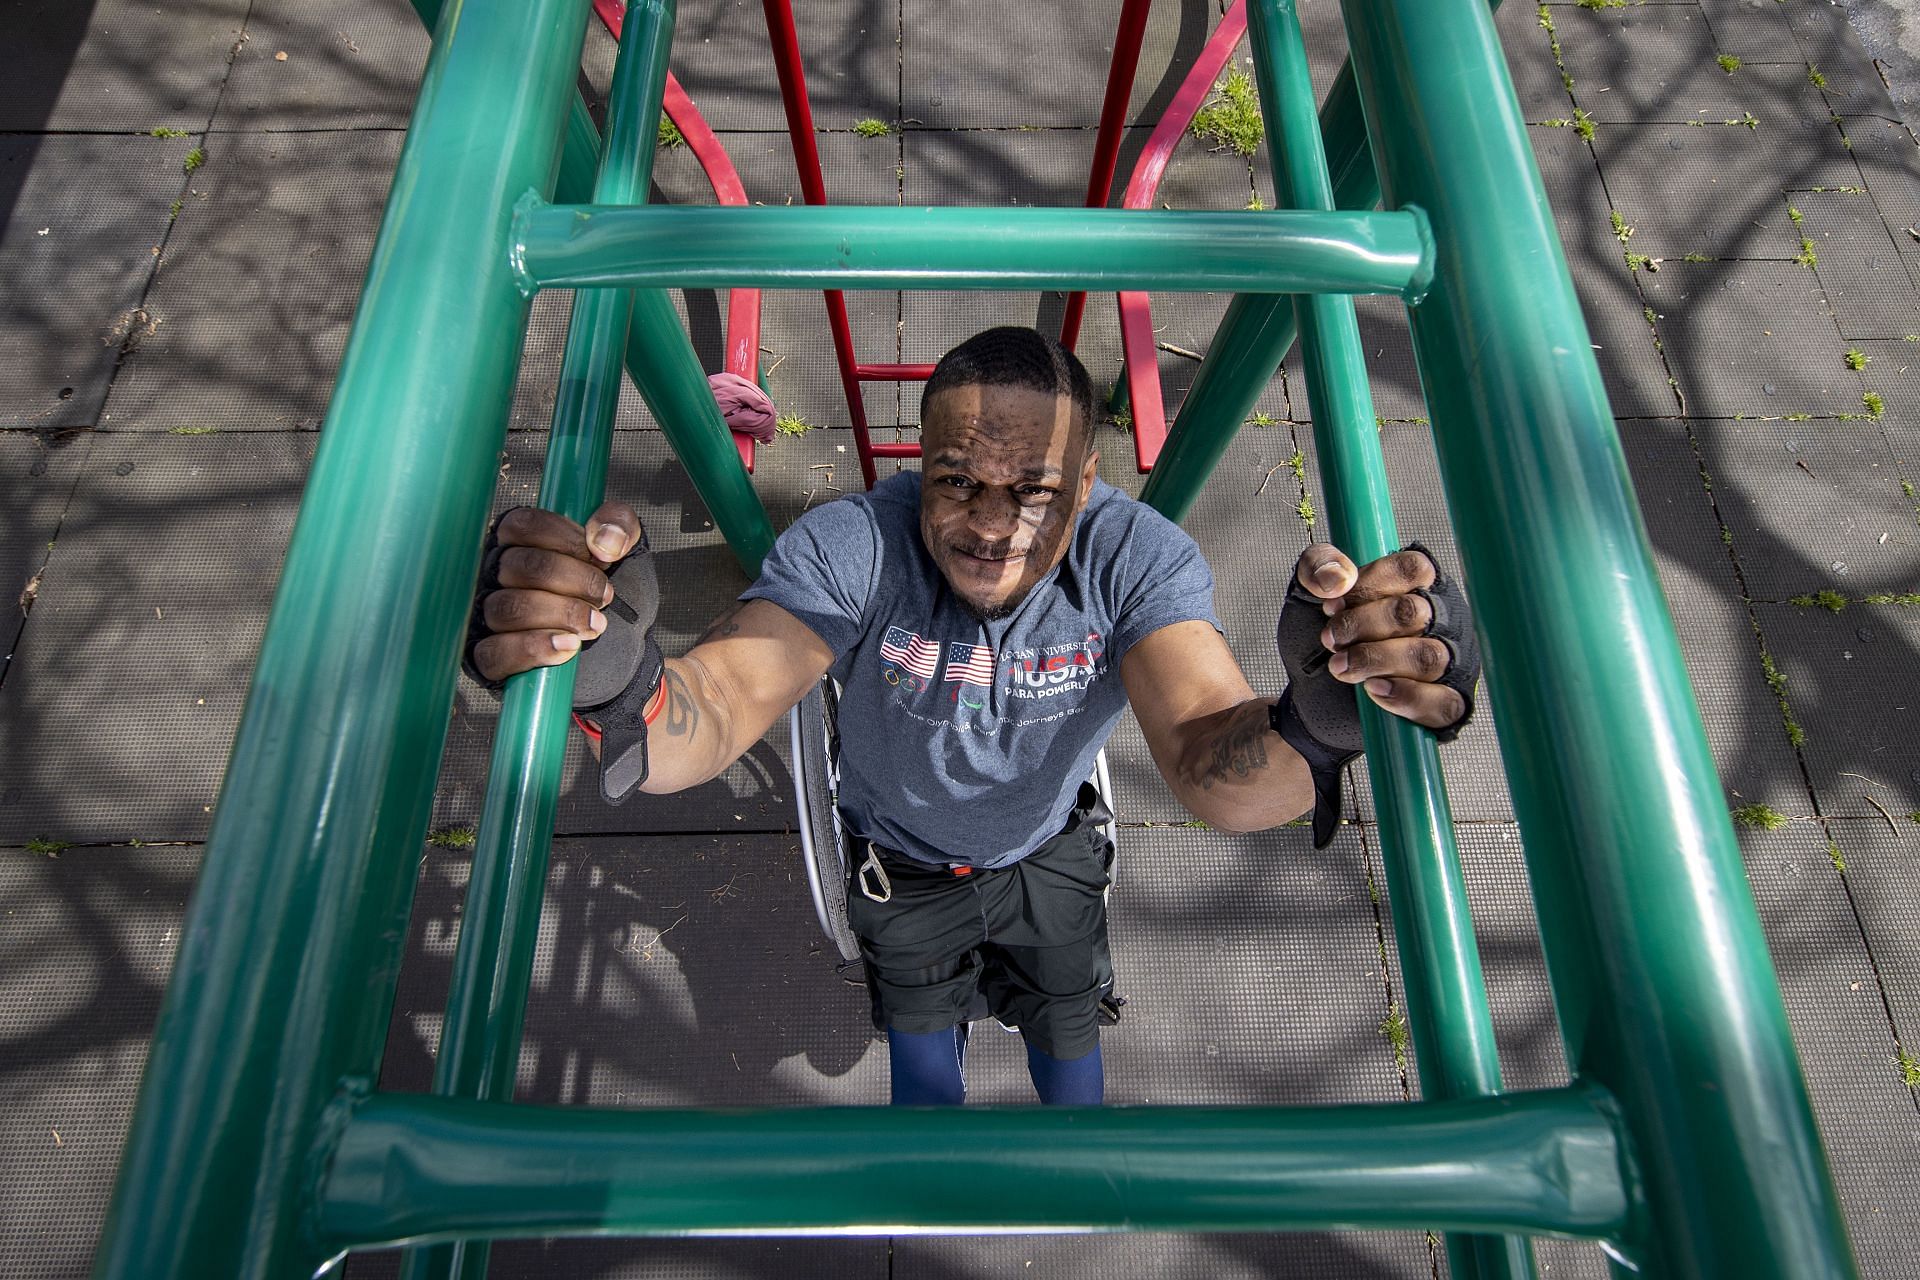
[790,679,861,962]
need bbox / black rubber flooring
[6,0,1920,1276]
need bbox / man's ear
[1078,445,1099,505]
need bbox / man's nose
[966,487,1021,539]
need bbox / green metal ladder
[89,1,1858,1277]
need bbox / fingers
[1294,543,1358,601]
[1360,675,1466,731]
[1319,591,1433,651]
[495,545,613,607]
[496,502,645,568]
[471,629,583,684]
[585,500,643,565]
[1326,636,1452,686]
[1339,547,1437,610]
[482,588,608,639]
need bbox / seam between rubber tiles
[95,0,261,416]
[0,431,95,694]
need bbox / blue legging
[888,1025,1103,1105]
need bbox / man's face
[919,382,1098,621]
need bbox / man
[468,327,1477,1106]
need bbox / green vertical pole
[1246,5,1529,1277]
[400,6,673,1280]
[1337,0,1855,1275]
[88,2,592,1278]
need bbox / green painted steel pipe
[510,203,1435,300]
[1246,5,1528,1278]
[317,1089,1629,1248]
[1337,1,1855,1275]
[401,7,673,1280]
[87,3,593,1279]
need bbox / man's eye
[1017,487,1056,502]
[940,475,975,490]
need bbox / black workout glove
[463,509,664,805]
[1271,542,1480,849]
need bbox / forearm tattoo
[696,602,748,646]
[661,666,699,740]
[1197,716,1269,790]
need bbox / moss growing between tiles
[1378,1007,1411,1071]
[1296,494,1316,527]
[183,146,206,175]
[853,118,892,138]
[1827,839,1847,872]
[1788,589,1848,612]
[1758,650,1805,747]
[1717,54,1742,74]
[656,117,684,149]
[1845,349,1869,371]
[1191,70,1264,158]
[1731,803,1788,830]
[25,836,71,857]
[1864,391,1885,417]
[428,826,476,850]
[775,413,812,436]
[1808,66,1829,90]
[151,126,191,138]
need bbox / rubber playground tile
[0,0,249,132]
[1448,826,1571,1095]
[1616,422,1811,810]
[893,1230,1438,1280]
[1841,115,1920,280]
[1827,821,1920,1069]
[903,0,1228,130]
[1708,419,1917,600]
[1734,824,1920,1280]
[1283,294,1428,426]
[1638,260,1861,418]
[1797,191,1920,341]
[1759,601,1920,822]
[1494,0,1576,124]
[1553,3,1756,123]
[0,135,193,430]
[1591,124,1840,262]
[0,434,312,846]
[0,434,89,685]
[216,0,427,130]
[0,844,199,1280]
[1696,0,1800,67]
[659,0,898,133]
[1785,0,1900,119]
[101,130,404,432]
[429,432,796,837]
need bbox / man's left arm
[1120,544,1473,836]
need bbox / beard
[954,588,1022,623]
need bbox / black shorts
[845,784,1115,1059]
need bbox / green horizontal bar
[510,203,1435,299]
[318,1088,1628,1249]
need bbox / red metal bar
[596,0,762,472]
[1060,0,1154,351]
[1117,1,1247,471]
[855,363,937,381]
[760,0,881,487]
[868,443,921,458]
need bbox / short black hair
[920,326,1096,439]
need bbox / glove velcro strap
[1271,686,1359,851]
[574,634,663,805]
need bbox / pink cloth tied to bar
[708,372,778,443]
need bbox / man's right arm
[468,501,835,797]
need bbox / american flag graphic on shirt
[879,626,941,679]
[944,642,995,687]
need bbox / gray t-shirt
[743,473,1220,868]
